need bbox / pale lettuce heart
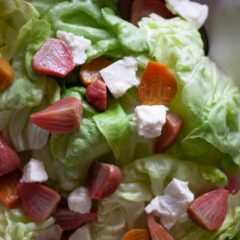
[90,154,227,240]
[0,204,55,240]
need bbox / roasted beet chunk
[53,208,97,231]
[32,38,75,77]
[86,80,107,112]
[88,162,122,200]
[19,183,61,222]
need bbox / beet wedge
[30,97,83,134]
[188,188,228,231]
[88,162,122,200]
[86,80,107,112]
[53,208,97,231]
[32,38,75,77]
[0,134,21,177]
[147,214,174,240]
[0,170,21,208]
[18,183,61,222]
[155,113,183,153]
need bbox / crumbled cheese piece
[20,159,48,183]
[69,225,91,240]
[100,57,138,98]
[56,30,91,65]
[68,187,92,214]
[166,0,209,29]
[133,105,168,138]
[145,178,194,229]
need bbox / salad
[0,0,240,239]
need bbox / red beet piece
[188,188,228,231]
[86,80,107,112]
[0,134,20,177]
[19,183,61,222]
[88,162,122,200]
[155,113,183,153]
[32,38,75,77]
[53,208,97,231]
[30,97,83,134]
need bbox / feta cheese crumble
[165,0,209,29]
[100,57,138,98]
[20,159,48,183]
[68,187,92,214]
[57,30,91,65]
[145,178,194,229]
[133,105,168,138]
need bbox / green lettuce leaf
[0,18,59,111]
[0,204,55,240]
[90,154,227,239]
[93,101,131,166]
[48,0,147,60]
[0,18,60,151]
[139,14,240,168]
[26,0,66,17]
[33,143,83,192]
[101,8,148,54]
[0,0,39,60]
[49,117,111,190]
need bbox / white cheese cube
[166,0,208,29]
[68,187,92,214]
[20,159,48,183]
[133,105,168,138]
[69,225,91,240]
[100,57,138,98]
[57,30,91,65]
[145,178,194,229]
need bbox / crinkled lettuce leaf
[90,154,227,239]
[93,101,131,166]
[101,8,148,54]
[50,117,110,168]
[0,0,39,60]
[33,143,83,192]
[0,17,60,150]
[0,204,54,240]
[48,0,147,60]
[26,0,66,17]
[139,14,240,168]
[0,18,59,111]
[139,14,204,82]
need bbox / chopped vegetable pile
[0,0,240,239]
